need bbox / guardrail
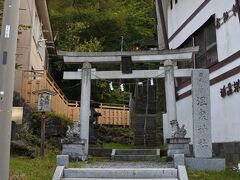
[21,70,130,126]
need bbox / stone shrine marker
[185,69,225,171]
[192,69,212,158]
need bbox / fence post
[123,105,126,126]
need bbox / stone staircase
[131,79,158,148]
[60,168,179,180]
[111,149,160,161]
[52,155,188,180]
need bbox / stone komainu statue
[66,121,81,138]
[170,120,187,138]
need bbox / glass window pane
[207,46,218,66]
[206,23,216,46]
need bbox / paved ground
[86,161,174,168]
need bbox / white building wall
[216,8,240,61]
[168,0,239,53]
[168,0,205,38]
[176,96,193,141]
[210,73,240,142]
[176,69,240,144]
[14,0,48,93]
[30,3,46,70]
[168,0,240,143]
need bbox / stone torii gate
[59,47,199,159]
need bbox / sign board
[12,107,23,124]
[38,94,51,112]
[4,25,10,38]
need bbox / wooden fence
[21,70,130,126]
[96,105,129,126]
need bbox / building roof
[35,0,53,42]
[35,0,56,55]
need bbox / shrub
[97,126,134,145]
[32,112,72,127]
[32,112,73,148]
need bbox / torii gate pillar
[80,62,91,156]
[164,60,178,136]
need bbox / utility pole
[0,0,20,179]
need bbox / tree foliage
[47,0,156,103]
[0,0,4,31]
[48,0,156,51]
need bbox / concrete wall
[14,0,48,93]
[166,0,240,143]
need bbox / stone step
[62,178,178,180]
[115,149,157,155]
[63,168,177,179]
[111,149,160,161]
[112,155,159,161]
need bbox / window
[33,13,42,41]
[177,16,218,84]
[33,12,46,61]
[194,17,218,68]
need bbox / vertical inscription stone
[192,69,212,158]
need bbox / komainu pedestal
[167,120,190,157]
[167,137,190,157]
[61,138,87,161]
[61,122,87,161]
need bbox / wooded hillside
[47,0,158,103]
[48,0,156,51]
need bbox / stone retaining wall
[188,142,240,164]
[213,142,240,164]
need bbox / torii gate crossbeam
[59,47,199,64]
[64,68,192,80]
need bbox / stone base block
[61,139,87,161]
[177,166,188,180]
[167,138,190,144]
[173,154,185,168]
[167,138,190,157]
[62,144,87,161]
[168,149,189,157]
[57,155,69,168]
[185,157,225,171]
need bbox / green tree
[47,0,156,103]
[48,0,156,51]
